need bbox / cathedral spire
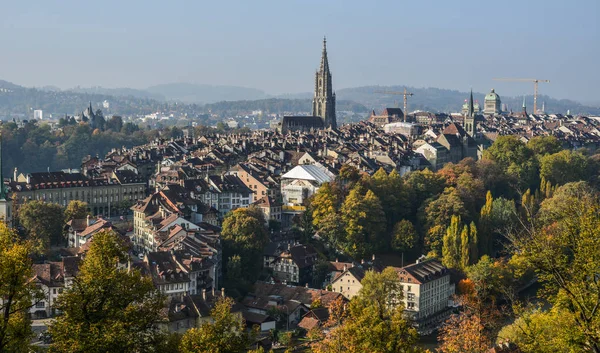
[468,89,474,117]
[320,36,329,73]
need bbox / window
[36,302,45,308]
[407,286,411,292]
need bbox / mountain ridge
[1,79,599,117]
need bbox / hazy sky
[1,0,598,102]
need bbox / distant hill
[204,98,369,115]
[0,80,182,119]
[146,83,270,104]
[334,85,600,116]
[68,86,165,101]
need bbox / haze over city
[1,0,599,103]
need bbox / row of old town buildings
[0,38,599,348]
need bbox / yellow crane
[493,78,550,114]
[374,88,414,122]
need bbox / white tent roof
[281,165,333,184]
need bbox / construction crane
[493,78,550,114]
[374,88,414,122]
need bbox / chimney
[13,168,17,181]
[221,288,225,297]
[335,258,338,263]
[202,288,206,301]
[86,215,91,227]
[361,259,365,265]
[372,254,376,261]
[305,283,308,288]
[212,287,215,297]
[343,264,347,272]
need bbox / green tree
[371,168,409,229]
[391,219,417,253]
[483,135,539,189]
[498,306,584,353]
[0,223,42,353]
[460,225,470,270]
[468,222,479,264]
[18,200,65,246]
[48,230,165,353]
[221,207,268,286]
[527,135,563,157]
[312,268,422,353]
[179,297,252,353]
[341,185,386,259]
[425,187,467,231]
[64,200,90,221]
[442,215,461,269]
[405,169,446,219]
[509,193,600,352]
[540,149,590,186]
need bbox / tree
[468,222,478,265]
[537,181,596,226]
[391,219,417,253]
[312,268,422,353]
[311,182,339,228]
[424,187,467,231]
[48,230,165,353]
[438,307,492,353]
[509,194,600,352]
[540,149,590,186]
[0,223,41,353]
[221,207,268,287]
[341,185,386,259]
[371,168,409,229]
[527,135,563,157]
[18,200,65,246]
[337,164,361,187]
[442,215,461,269]
[497,306,585,353]
[405,169,446,220]
[179,297,252,353]
[107,115,124,132]
[483,135,539,189]
[460,225,470,270]
[64,200,90,221]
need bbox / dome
[485,89,500,101]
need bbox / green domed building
[483,89,502,115]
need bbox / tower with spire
[0,133,13,226]
[312,37,336,129]
[464,89,476,137]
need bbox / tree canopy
[48,230,165,353]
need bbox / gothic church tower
[464,89,476,137]
[312,37,336,129]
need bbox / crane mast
[493,78,550,114]
[374,88,414,122]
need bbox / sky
[1,0,599,103]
